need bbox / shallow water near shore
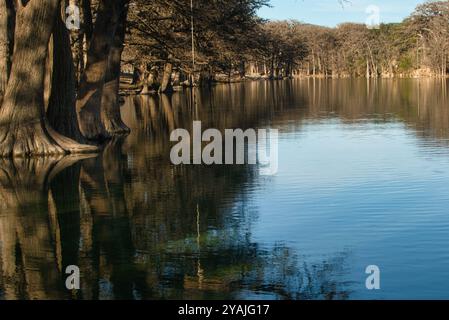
[1,78,449,299]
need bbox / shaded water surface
[1,79,449,299]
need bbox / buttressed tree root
[0,0,98,158]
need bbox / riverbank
[119,71,449,97]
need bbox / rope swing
[190,0,198,118]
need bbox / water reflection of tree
[0,84,355,300]
[78,137,144,300]
[116,92,351,300]
[0,156,92,299]
[297,78,449,144]
[0,147,351,300]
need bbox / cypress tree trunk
[76,0,122,141]
[0,0,97,157]
[79,0,93,79]
[0,0,15,104]
[44,35,53,111]
[366,59,370,78]
[47,1,86,143]
[101,2,130,135]
[0,2,7,101]
[159,55,173,94]
[312,50,316,77]
[139,72,150,94]
[81,0,93,46]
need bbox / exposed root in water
[103,117,130,136]
[0,121,99,158]
[77,107,111,142]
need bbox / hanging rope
[190,0,198,118]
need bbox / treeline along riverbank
[0,0,448,157]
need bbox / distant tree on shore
[0,0,448,157]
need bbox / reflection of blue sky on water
[248,120,449,299]
[3,79,449,299]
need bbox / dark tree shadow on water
[0,84,358,300]
[0,155,95,299]
[78,137,145,299]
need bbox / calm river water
[1,79,449,299]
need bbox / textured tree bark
[159,56,173,94]
[139,72,150,94]
[101,2,130,135]
[0,0,97,157]
[69,0,84,83]
[0,2,8,100]
[0,0,15,104]
[44,34,53,111]
[76,0,122,141]
[47,1,86,143]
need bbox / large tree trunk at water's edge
[47,1,87,143]
[0,0,15,104]
[76,0,122,141]
[101,1,130,136]
[0,0,97,157]
[159,56,173,94]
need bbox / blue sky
[258,0,427,27]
